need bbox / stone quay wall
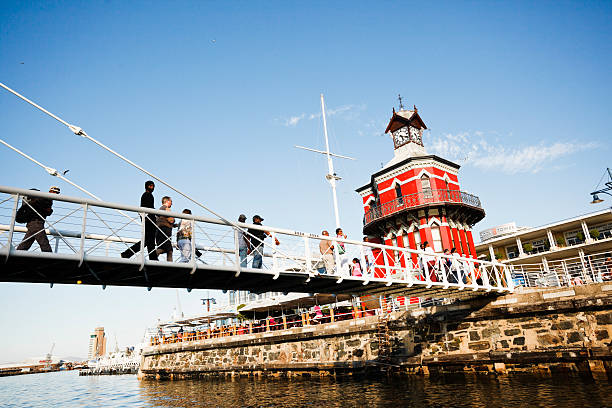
[140,283,612,380]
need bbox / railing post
[4,193,19,261]
[78,203,88,267]
[283,315,287,330]
[481,263,492,292]
[304,236,312,275]
[469,261,478,291]
[330,307,335,323]
[271,232,278,273]
[383,247,390,280]
[233,228,242,277]
[423,254,432,288]
[441,254,449,289]
[504,265,515,291]
[404,250,414,287]
[54,237,60,253]
[139,211,146,271]
[561,260,571,287]
[190,219,196,275]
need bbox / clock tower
[356,102,486,277]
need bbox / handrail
[364,189,482,225]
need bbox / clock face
[392,126,410,147]
[409,126,423,145]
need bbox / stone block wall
[140,283,612,380]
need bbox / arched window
[395,183,403,205]
[421,174,432,199]
[430,224,443,252]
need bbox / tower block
[356,105,485,277]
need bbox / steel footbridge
[0,186,514,299]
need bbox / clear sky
[1,1,611,363]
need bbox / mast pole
[320,93,341,229]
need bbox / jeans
[177,239,191,263]
[239,247,248,267]
[252,245,263,269]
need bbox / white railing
[0,185,514,294]
[510,250,612,288]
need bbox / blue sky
[1,1,611,362]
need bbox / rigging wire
[0,137,140,224]
[0,81,293,255]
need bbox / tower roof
[384,108,428,134]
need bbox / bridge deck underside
[1,254,500,300]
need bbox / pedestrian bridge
[0,186,514,299]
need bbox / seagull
[211,39,216,43]
[62,169,70,175]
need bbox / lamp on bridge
[589,168,612,204]
[201,297,216,312]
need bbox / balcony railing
[364,189,482,225]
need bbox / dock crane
[43,342,55,370]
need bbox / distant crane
[44,342,55,370]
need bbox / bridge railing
[0,185,514,293]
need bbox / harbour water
[0,371,610,407]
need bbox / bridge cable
[0,82,292,255]
[0,137,140,225]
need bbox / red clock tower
[356,104,485,273]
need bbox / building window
[593,222,612,239]
[531,239,548,253]
[421,175,432,198]
[506,246,519,259]
[431,225,443,252]
[395,183,403,204]
[565,230,583,246]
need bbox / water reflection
[137,375,611,408]
[0,371,609,407]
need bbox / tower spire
[398,94,404,110]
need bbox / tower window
[395,183,403,204]
[431,224,443,252]
[421,175,432,198]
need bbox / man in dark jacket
[121,181,158,260]
[16,186,60,252]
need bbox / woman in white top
[421,241,437,282]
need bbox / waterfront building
[475,208,612,285]
[87,327,107,359]
[356,105,485,272]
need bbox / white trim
[373,159,459,186]
[376,172,460,194]
[427,217,441,227]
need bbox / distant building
[475,208,612,265]
[87,327,106,359]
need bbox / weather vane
[398,94,404,110]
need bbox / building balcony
[363,189,485,233]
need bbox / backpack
[15,201,33,223]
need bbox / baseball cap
[238,214,247,222]
[253,215,263,222]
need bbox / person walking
[16,186,60,252]
[319,230,335,274]
[335,227,349,275]
[247,215,279,269]
[421,241,437,282]
[176,209,193,263]
[156,196,177,261]
[121,181,158,260]
[237,214,249,267]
